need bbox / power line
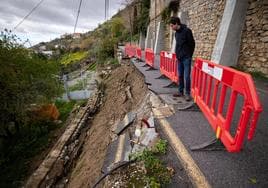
[13,0,46,31]
[74,0,83,33]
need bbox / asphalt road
[131,51,268,188]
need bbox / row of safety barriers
[158,51,263,152]
[124,44,155,68]
[191,58,263,152]
[125,46,263,153]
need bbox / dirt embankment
[67,61,148,187]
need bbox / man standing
[170,17,195,101]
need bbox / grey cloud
[0,0,125,45]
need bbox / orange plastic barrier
[145,48,154,68]
[136,47,142,60]
[160,51,178,83]
[191,58,263,152]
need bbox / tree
[111,17,125,38]
[0,30,61,138]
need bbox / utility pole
[154,0,156,50]
[105,0,109,20]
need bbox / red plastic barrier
[160,51,178,83]
[130,45,136,58]
[124,44,136,58]
[136,47,142,60]
[145,48,154,68]
[191,58,263,152]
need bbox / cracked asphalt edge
[150,92,211,188]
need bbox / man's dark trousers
[178,57,191,95]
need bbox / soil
[67,60,148,188]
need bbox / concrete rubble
[101,91,176,179]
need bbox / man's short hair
[170,17,181,25]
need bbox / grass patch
[68,80,86,92]
[107,58,119,65]
[231,66,268,81]
[250,71,268,81]
[60,51,88,65]
[55,100,77,121]
[88,62,97,71]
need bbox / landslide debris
[67,61,148,188]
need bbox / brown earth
[67,61,148,188]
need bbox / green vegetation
[134,0,150,35]
[129,139,172,187]
[0,100,77,188]
[88,62,97,71]
[68,79,86,92]
[161,1,180,24]
[60,51,88,65]
[0,30,82,187]
[0,30,62,139]
[232,65,268,81]
[55,100,77,121]
[250,71,268,81]
[84,17,127,65]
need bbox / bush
[0,30,62,138]
[130,139,172,186]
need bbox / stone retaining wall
[147,0,226,58]
[25,90,102,188]
[238,0,268,76]
[146,0,268,76]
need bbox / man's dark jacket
[175,24,195,60]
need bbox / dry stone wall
[238,0,268,76]
[147,0,172,49]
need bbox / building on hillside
[72,33,81,39]
[138,0,267,76]
[41,50,53,56]
[61,33,69,39]
[39,45,46,51]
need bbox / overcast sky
[0,0,125,46]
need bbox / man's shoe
[173,93,184,97]
[185,95,191,101]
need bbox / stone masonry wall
[147,0,172,49]
[178,0,226,60]
[149,0,226,59]
[238,0,268,76]
[147,0,267,76]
